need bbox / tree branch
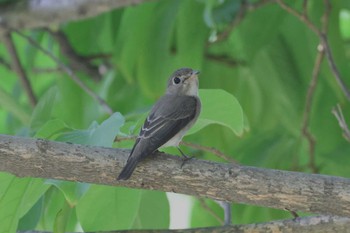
[275,0,350,101]
[181,141,238,164]
[198,198,224,225]
[1,134,350,217]
[301,47,324,173]
[0,56,11,70]
[2,32,37,107]
[0,0,155,33]
[14,30,114,115]
[15,215,350,233]
[46,29,102,82]
[212,0,273,44]
[332,104,350,142]
[115,136,238,163]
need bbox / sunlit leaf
[188,89,244,136]
[57,112,125,147]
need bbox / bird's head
[166,68,200,96]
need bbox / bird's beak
[187,70,200,80]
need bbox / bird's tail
[117,157,139,180]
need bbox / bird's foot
[177,146,194,168]
[180,154,194,168]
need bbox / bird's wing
[117,95,199,180]
[131,95,199,159]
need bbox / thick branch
[0,0,155,33]
[0,135,350,217]
[15,216,350,232]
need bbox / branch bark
[15,216,350,232]
[0,134,350,217]
[0,0,155,34]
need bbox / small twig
[285,208,299,220]
[114,136,237,163]
[275,0,350,101]
[198,198,224,225]
[213,0,247,44]
[302,0,308,17]
[279,0,332,173]
[316,1,350,102]
[275,0,318,34]
[46,29,102,82]
[299,0,330,173]
[332,104,350,142]
[114,135,137,142]
[319,34,350,100]
[209,0,273,44]
[181,141,238,164]
[301,46,324,173]
[205,53,246,67]
[247,0,274,10]
[2,32,37,107]
[0,56,12,70]
[85,53,113,61]
[14,30,114,115]
[32,67,63,74]
[321,0,331,33]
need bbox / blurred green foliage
[0,0,350,232]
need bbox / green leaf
[34,119,71,139]
[188,89,244,136]
[190,198,222,227]
[57,112,125,147]
[63,12,120,54]
[0,87,30,126]
[53,201,73,233]
[30,87,58,131]
[35,187,65,231]
[132,191,169,229]
[45,180,90,207]
[115,1,180,98]
[233,3,287,60]
[18,196,43,230]
[175,1,207,68]
[0,173,49,233]
[77,185,142,231]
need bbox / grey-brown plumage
[117,68,201,180]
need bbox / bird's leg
[150,149,163,158]
[177,146,193,167]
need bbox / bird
[117,67,201,180]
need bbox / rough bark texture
[0,0,153,34]
[1,134,350,217]
[15,216,350,233]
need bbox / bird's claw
[180,155,194,168]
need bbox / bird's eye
[173,77,181,84]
